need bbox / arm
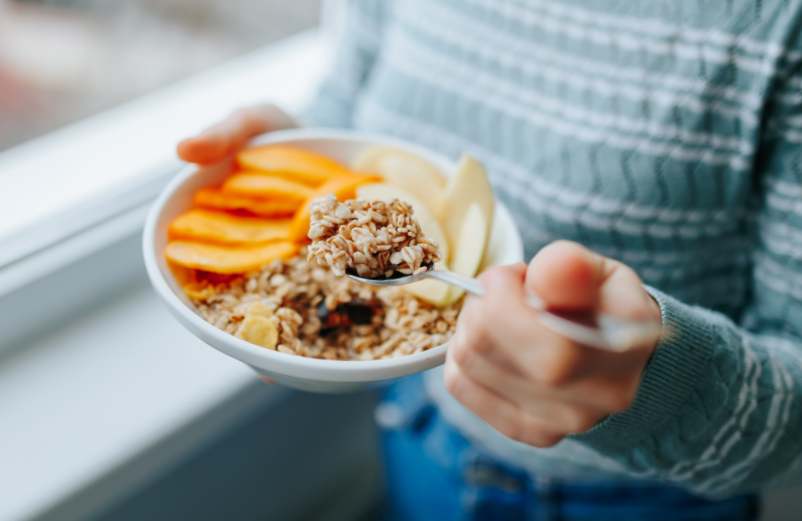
[571,57,802,497]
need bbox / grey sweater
[303,0,802,497]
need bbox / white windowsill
[0,30,326,521]
[0,283,284,521]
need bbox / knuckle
[450,339,472,367]
[520,417,563,447]
[563,409,598,433]
[444,364,463,398]
[470,334,492,356]
[451,335,489,368]
[529,432,564,448]
[496,419,524,443]
[539,355,577,387]
[456,320,492,358]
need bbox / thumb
[526,241,604,311]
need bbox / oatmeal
[188,251,460,360]
[306,195,441,278]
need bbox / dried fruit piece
[289,173,382,242]
[194,188,299,217]
[169,208,291,244]
[316,299,378,336]
[223,173,314,201]
[165,240,298,274]
[237,302,279,349]
[237,145,352,186]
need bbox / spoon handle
[428,270,661,352]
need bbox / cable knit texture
[302,0,802,497]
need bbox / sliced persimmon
[223,173,314,201]
[168,209,291,244]
[194,188,299,217]
[237,145,352,186]
[165,240,298,274]
[290,174,382,241]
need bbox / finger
[450,331,629,414]
[598,262,660,322]
[449,299,520,380]
[526,240,604,311]
[444,359,564,447]
[258,375,276,385]
[177,107,274,165]
[479,266,595,382]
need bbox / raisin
[316,299,378,334]
[342,300,376,325]
[317,302,350,334]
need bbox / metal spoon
[346,266,663,352]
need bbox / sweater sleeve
[574,61,802,498]
[299,0,386,128]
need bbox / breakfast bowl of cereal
[143,128,523,392]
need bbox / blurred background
[0,0,319,151]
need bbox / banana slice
[236,302,279,349]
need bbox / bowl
[143,128,523,393]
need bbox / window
[0,0,327,274]
[0,0,320,152]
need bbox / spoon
[346,265,663,352]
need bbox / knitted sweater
[302,0,802,497]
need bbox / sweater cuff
[574,286,716,449]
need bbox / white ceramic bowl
[143,129,523,393]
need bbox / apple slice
[352,146,446,215]
[442,203,489,305]
[165,240,298,274]
[405,278,453,307]
[450,203,487,277]
[441,155,494,254]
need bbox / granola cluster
[307,195,441,278]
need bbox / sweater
[302,0,802,497]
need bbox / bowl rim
[143,128,523,379]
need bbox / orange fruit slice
[223,172,314,201]
[168,209,291,244]
[194,188,299,217]
[237,145,352,186]
[165,240,298,274]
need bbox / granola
[188,251,460,360]
[306,195,441,278]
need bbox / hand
[177,104,297,165]
[445,241,661,447]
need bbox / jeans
[377,375,759,521]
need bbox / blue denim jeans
[378,375,759,521]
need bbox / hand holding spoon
[346,264,663,352]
